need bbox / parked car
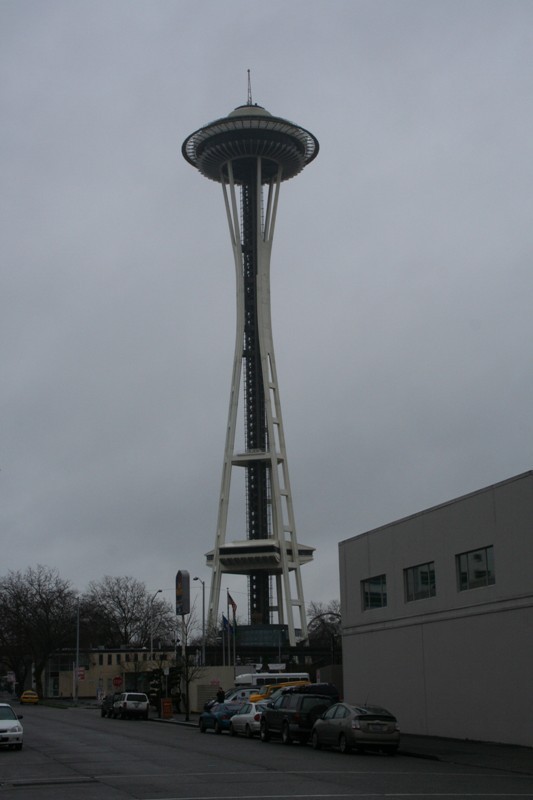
[249,680,309,703]
[278,682,340,701]
[203,687,254,710]
[260,689,336,744]
[100,692,122,718]
[223,687,257,704]
[19,690,39,705]
[311,703,400,755]
[228,702,267,738]
[111,692,150,720]
[0,703,24,750]
[198,702,242,734]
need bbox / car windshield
[301,697,328,712]
[267,688,285,703]
[0,706,18,720]
[126,694,147,702]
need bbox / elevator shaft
[241,166,271,624]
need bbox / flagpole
[232,606,236,667]
[222,614,225,666]
[226,591,231,667]
[227,590,237,667]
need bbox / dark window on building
[107,654,112,666]
[98,654,103,666]
[456,546,495,591]
[404,561,436,602]
[362,574,387,609]
[116,653,121,664]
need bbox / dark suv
[260,687,337,744]
[100,693,122,718]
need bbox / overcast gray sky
[2,0,532,618]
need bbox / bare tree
[176,606,205,721]
[307,600,342,664]
[83,576,174,648]
[0,566,77,697]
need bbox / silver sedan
[311,703,400,755]
[229,702,267,738]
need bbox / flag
[222,614,233,634]
[228,592,237,614]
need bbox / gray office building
[339,471,533,746]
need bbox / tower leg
[206,160,310,646]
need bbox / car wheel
[214,720,222,734]
[339,733,351,754]
[311,730,321,750]
[245,724,253,739]
[260,721,270,742]
[199,720,206,733]
[229,723,236,737]
[281,722,292,745]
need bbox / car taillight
[254,713,261,721]
[351,719,361,730]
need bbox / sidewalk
[400,733,533,775]
[152,712,533,775]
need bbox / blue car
[199,702,242,734]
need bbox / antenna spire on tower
[247,69,253,105]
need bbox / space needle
[182,83,318,646]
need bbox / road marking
[141,794,533,799]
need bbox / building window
[98,654,103,666]
[107,654,112,666]
[362,574,387,609]
[404,561,436,602]
[456,545,495,591]
[116,653,121,664]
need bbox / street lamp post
[149,589,163,661]
[74,597,80,703]
[193,577,205,666]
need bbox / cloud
[1,0,532,619]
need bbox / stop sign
[113,676,123,688]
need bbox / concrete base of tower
[205,538,314,574]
